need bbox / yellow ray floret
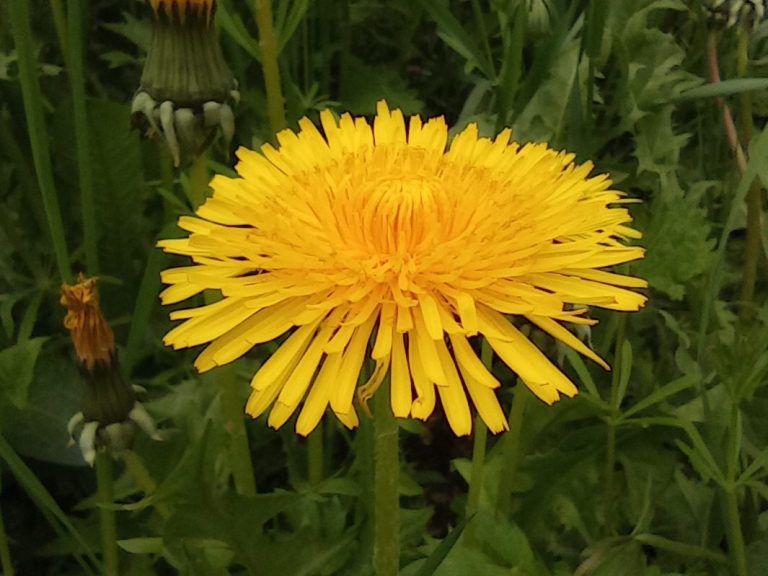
[159,101,647,436]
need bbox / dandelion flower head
[61,274,115,370]
[159,102,647,436]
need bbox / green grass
[1,0,767,575]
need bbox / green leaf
[1,349,84,466]
[615,339,633,409]
[672,78,768,102]
[0,336,47,409]
[413,0,495,80]
[117,537,164,554]
[413,514,472,576]
[635,181,715,300]
[0,434,100,574]
[218,0,261,61]
[621,374,698,420]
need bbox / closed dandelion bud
[61,275,159,465]
[704,0,766,29]
[131,0,239,167]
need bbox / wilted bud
[704,0,766,29]
[131,0,238,167]
[61,275,159,465]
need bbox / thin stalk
[308,421,324,486]
[706,30,747,174]
[8,0,72,283]
[373,382,399,576]
[725,486,748,576]
[218,364,258,496]
[95,450,118,576]
[736,27,763,315]
[0,501,13,576]
[464,340,492,544]
[603,314,626,536]
[470,0,496,81]
[67,0,99,273]
[121,450,171,519]
[187,154,209,209]
[496,383,528,517]
[254,0,286,134]
[49,0,68,57]
[724,402,748,576]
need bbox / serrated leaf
[635,182,715,300]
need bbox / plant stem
[736,27,763,317]
[0,500,14,576]
[464,340,492,544]
[706,30,748,174]
[373,382,399,576]
[725,486,748,576]
[496,383,528,517]
[470,0,496,80]
[724,400,748,576]
[308,421,324,486]
[219,364,258,496]
[8,0,72,283]
[254,0,286,134]
[49,0,68,57]
[187,154,209,209]
[67,0,98,274]
[121,450,171,519]
[95,450,118,576]
[603,314,626,536]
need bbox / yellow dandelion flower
[159,102,647,436]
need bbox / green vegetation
[1,0,767,574]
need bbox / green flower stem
[724,486,748,576]
[736,27,763,316]
[218,363,258,497]
[49,0,68,57]
[603,314,626,536]
[121,450,170,519]
[187,154,209,209]
[8,0,72,283]
[496,383,528,517]
[308,422,324,486]
[67,0,98,274]
[373,382,399,576]
[254,0,286,133]
[464,340,493,544]
[95,450,118,576]
[191,159,258,498]
[0,501,13,576]
[724,403,747,576]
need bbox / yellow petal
[478,306,577,401]
[526,314,609,370]
[448,333,500,388]
[390,331,412,417]
[295,353,343,436]
[433,340,471,436]
[409,335,435,420]
[329,310,378,414]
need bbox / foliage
[0,0,767,575]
